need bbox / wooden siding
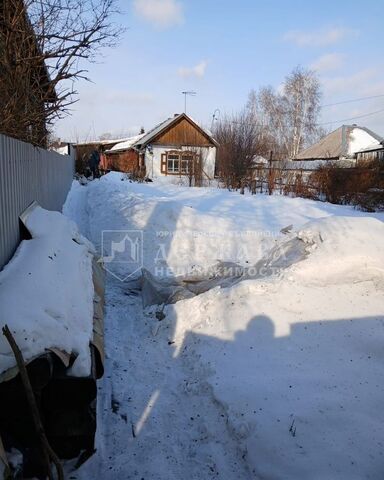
[75,141,122,174]
[152,118,214,147]
[356,149,384,162]
[105,150,140,173]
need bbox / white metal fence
[0,134,74,269]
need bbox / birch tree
[257,67,321,159]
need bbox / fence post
[268,151,273,196]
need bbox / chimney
[174,113,179,117]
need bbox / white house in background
[355,140,384,162]
[294,124,383,162]
[105,113,218,182]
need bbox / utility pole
[211,108,221,131]
[182,91,196,114]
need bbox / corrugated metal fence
[0,134,74,270]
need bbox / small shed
[103,134,145,174]
[74,138,134,174]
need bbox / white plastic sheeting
[141,232,316,307]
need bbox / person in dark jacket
[88,147,101,178]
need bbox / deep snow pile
[164,215,384,479]
[63,173,384,479]
[67,172,381,280]
[0,205,95,377]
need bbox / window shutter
[161,153,167,174]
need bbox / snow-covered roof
[294,125,383,160]
[107,133,146,153]
[100,114,218,154]
[52,145,70,155]
[355,142,384,154]
[252,155,268,164]
[75,137,135,147]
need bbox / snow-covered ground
[63,173,384,479]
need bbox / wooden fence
[246,164,382,200]
[0,134,74,270]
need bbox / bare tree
[214,108,267,189]
[257,67,321,159]
[0,0,122,146]
[185,146,210,187]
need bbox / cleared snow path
[63,178,253,479]
[85,277,251,479]
[63,174,384,480]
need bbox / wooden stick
[2,325,64,480]
[0,431,12,480]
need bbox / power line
[226,106,384,128]
[321,94,384,108]
[212,94,384,131]
[317,108,384,125]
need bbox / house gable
[152,117,214,147]
[135,114,218,149]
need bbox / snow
[286,158,356,169]
[52,145,70,155]
[165,216,384,479]
[0,205,95,378]
[251,155,268,165]
[348,127,381,156]
[107,133,146,152]
[63,173,384,479]
[356,143,384,154]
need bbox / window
[181,154,193,173]
[163,151,199,175]
[167,154,180,173]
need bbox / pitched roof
[355,141,384,154]
[133,113,219,149]
[75,137,136,147]
[107,133,146,153]
[294,125,383,160]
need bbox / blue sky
[56,0,384,141]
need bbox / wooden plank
[153,118,214,146]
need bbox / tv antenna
[211,108,221,130]
[182,91,196,114]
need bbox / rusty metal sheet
[91,258,105,378]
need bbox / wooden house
[105,113,218,181]
[356,141,384,163]
[294,125,383,162]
